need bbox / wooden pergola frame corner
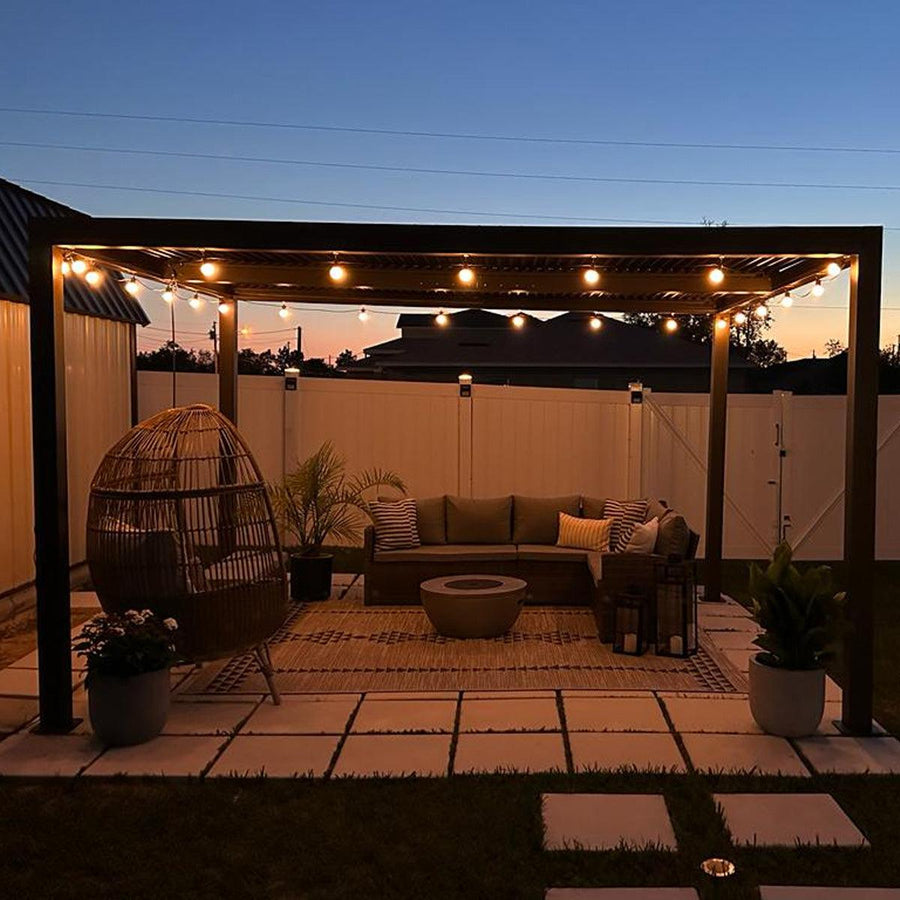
[27,218,883,735]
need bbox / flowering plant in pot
[74,609,180,746]
[747,542,845,737]
[270,441,405,602]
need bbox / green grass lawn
[2,771,899,899]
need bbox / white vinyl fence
[138,372,900,560]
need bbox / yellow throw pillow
[557,512,613,552]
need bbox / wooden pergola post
[704,317,730,604]
[218,295,238,423]
[28,236,76,733]
[842,233,882,735]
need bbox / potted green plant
[270,441,405,602]
[74,609,180,746]
[747,542,845,737]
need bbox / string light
[708,265,725,285]
[358,307,369,322]
[826,261,841,277]
[715,317,728,331]
[240,326,250,337]
[457,265,475,285]
[279,302,291,319]
[161,283,176,303]
[589,313,602,330]
[734,310,747,325]
[781,292,793,308]
[812,279,825,297]
[754,303,769,319]
[84,268,102,286]
[189,292,203,310]
[70,257,87,276]
[199,260,218,279]
[511,312,525,328]
[61,258,71,276]
[217,301,231,314]
[664,317,679,332]
[435,310,449,326]
[124,276,140,296]
[583,267,600,286]
[329,263,347,282]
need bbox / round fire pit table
[419,574,527,638]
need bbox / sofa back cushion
[512,494,580,544]
[446,495,512,544]
[655,511,690,558]
[581,496,606,520]
[415,496,447,545]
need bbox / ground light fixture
[279,302,291,319]
[826,261,842,277]
[708,265,725,285]
[329,263,347,282]
[812,278,825,297]
[358,307,369,322]
[435,310,449,326]
[664,317,679,332]
[84,268,102,286]
[124,276,140,296]
[754,303,769,319]
[781,291,793,307]
[70,257,87,276]
[589,313,602,330]
[199,260,218,279]
[734,310,747,325]
[189,293,203,310]
[511,312,525,328]
[583,267,601,286]
[700,858,736,879]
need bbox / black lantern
[655,557,698,657]
[613,586,646,656]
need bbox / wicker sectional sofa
[362,494,699,640]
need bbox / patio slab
[454,732,566,774]
[83,735,226,776]
[570,733,686,773]
[706,630,759,650]
[208,735,339,777]
[760,890,900,899]
[701,615,759,633]
[0,697,38,733]
[242,695,359,735]
[459,697,561,732]
[0,732,102,775]
[795,736,900,774]
[365,691,459,701]
[681,734,809,776]
[546,891,698,899]
[715,793,868,846]
[351,698,457,733]
[71,591,101,608]
[542,793,677,851]
[0,665,83,698]
[161,700,258,736]
[464,690,558,700]
[563,696,668,732]
[332,734,451,778]
[661,696,761,734]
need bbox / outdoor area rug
[181,580,746,695]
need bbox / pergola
[28,219,883,735]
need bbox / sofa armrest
[363,525,376,564]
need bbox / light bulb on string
[279,302,291,319]
[754,303,769,319]
[511,312,525,329]
[240,326,250,337]
[435,310,449,326]
[812,279,825,297]
[781,292,793,308]
[583,267,600,287]
[358,307,369,322]
[189,292,203,310]
[715,317,728,331]
[708,265,725,285]
[199,260,218,279]
[457,264,475,285]
[124,276,140,296]
[217,301,231,315]
[70,257,87,276]
[589,313,602,330]
[664,317,679,333]
[61,258,71,276]
[84,268,102,287]
[734,310,747,326]
[161,283,176,303]
[826,261,841,278]
[329,263,347,283]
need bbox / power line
[2,105,899,157]
[7,139,900,193]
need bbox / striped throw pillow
[603,498,650,553]
[557,511,612,552]
[369,499,420,551]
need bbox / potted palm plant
[74,609,179,746]
[270,441,405,602]
[747,542,845,737]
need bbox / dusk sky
[2,0,899,361]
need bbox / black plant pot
[290,553,333,603]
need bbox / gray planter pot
[748,654,825,737]
[88,668,171,746]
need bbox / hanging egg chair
[86,404,288,701]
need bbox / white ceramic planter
[748,654,825,737]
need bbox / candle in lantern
[624,632,638,654]
[669,634,684,655]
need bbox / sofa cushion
[557,511,612,552]
[415,496,447,544]
[626,517,660,553]
[512,494,580,544]
[582,496,607,519]
[644,498,668,523]
[655,511,690,558]
[446,495,512,544]
[369,498,420,551]
[374,543,517,563]
[603,498,650,552]
[516,544,591,563]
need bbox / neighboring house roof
[359,310,753,369]
[0,178,149,325]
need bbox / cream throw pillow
[557,512,612,552]
[625,516,659,554]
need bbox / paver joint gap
[448,690,463,775]
[198,694,266,779]
[323,692,366,780]
[555,689,574,775]
[654,693,694,774]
